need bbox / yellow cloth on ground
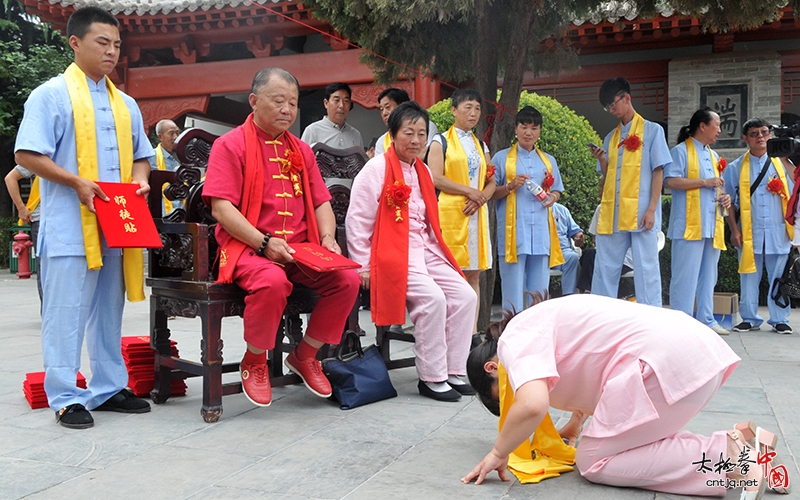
[683,139,726,251]
[382,132,392,152]
[17,176,40,226]
[738,153,794,273]
[438,126,489,269]
[503,145,564,267]
[598,113,645,234]
[64,62,144,302]
[155,144,174,214]
[498,363,575,483]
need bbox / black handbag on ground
[771,248,800,308]
[322,330,397,410]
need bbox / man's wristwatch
[255,233,271,257]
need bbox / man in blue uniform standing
[590,77,671,306]
[15,6,154,429]
[724,118,795,334]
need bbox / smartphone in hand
[587,142,599,152]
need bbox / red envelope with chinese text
[289,242,361,272]
[94,182,162,248]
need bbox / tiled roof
[573,1,675,25]
[45,0,291,16]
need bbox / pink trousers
[233,250,361,350]
[576,363,728,497]
[406,250,477,382]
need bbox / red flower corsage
[286,150,304,174]
[767,175,787,199]
[541,171,555,191]
[386,181,412,222]
[717,158,727,175]
[282,149,304,196]
[617,134,641,152]
[485,165,496,183]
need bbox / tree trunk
[475,0,500,144]
[476,0,536,332]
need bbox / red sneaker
[285,350,332,398]
[240,358,271,407]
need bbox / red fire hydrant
[12,230,33,279]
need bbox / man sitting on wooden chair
[203,68,361,407]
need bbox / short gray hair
[155,119,177,135]
[251,68,300,95]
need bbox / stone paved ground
[0,274,798,499]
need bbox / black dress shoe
[94,389,151,414]
[450,382,475,396]
[417,380,461,402]
[55,403,94,429]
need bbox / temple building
[22,0,800,155]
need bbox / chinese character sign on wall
[700,85,748,149]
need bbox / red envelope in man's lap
[290,242,361,272]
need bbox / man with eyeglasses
[723,118,796,334]
[149,119,183,212]
[590,77,671,306]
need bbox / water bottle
[526,178,549,204]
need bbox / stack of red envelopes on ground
[121,336,187,398]
[23,372,87,409]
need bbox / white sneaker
[710,324,730,336]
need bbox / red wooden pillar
[414,76,440,108]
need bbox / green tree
[303,0,800,154]
[0,0,70,218]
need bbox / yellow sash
[438,126,489,269]
[17,176,40,226]
[598,113,645,233]
[683,139,725,250]
[64,63,144,302]
[382,132,392,152]
[155,144,175,214]
[498,363,575,483]
[738,153,794,273]
[503,145,565,267]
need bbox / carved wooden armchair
[147,129,362,422]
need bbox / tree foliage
[0,40,71,138]
[303,0,800,156]
[0,0,71,218]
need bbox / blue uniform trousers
[669,238,720,326]
[499,254,550,312]
[40,246,128,411]
[593,228,662,307]
[738,248,790,327]
[552,249,579,295]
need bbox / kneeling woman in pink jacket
[464,293,786,499]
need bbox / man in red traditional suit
[203,68,361,407]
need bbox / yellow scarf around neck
[598,113,645,234]
[683,139,725,251]
[438,125,489,269]
[382,132,392,152]
[504,145,565,267]
[155,144,175,214]
[738,153,793,273]
[17,176,40,226]
[498,363,575,483]
[64,63,144,302]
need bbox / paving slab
[0,274,798,499]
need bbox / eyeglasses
[603,94,626,113]
[746,129,771,138]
